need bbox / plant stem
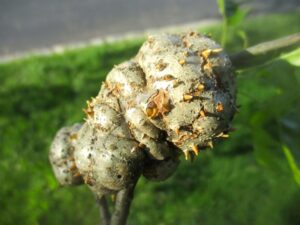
[230,32,300,69]
[110,183,137,225]
[221,19,228,48]
[96,196,111,225]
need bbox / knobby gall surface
[49,32,237,198]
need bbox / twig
[110,183,137,225]
[230,33,300,69]
[96,196,111,225]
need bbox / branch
[230,33,300,69]
[96,196,111,225]
[110,183,137,225]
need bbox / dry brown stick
[110,182,137,225]
[96,196,111,225]
[230,33,300,69]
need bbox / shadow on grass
[0,85,76,118]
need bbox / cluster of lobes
[49,32,236,198]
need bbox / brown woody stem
[110,183,137,225]
[230,33,300,69]
[97,196,111,225]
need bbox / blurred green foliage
[0,12,299,225]
[217,0,249,47]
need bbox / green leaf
[224,0,238,18]
[218,0,247,23]
[217,0,225,16]
[282,145,300,186]
[237,30,248,48]
[280,47,300,66]
[227,8,248,27]
[217,0,248,47]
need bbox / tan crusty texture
[49,32,236,198]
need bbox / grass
[0,12,300,225]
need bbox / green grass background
[0,12,300,225]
